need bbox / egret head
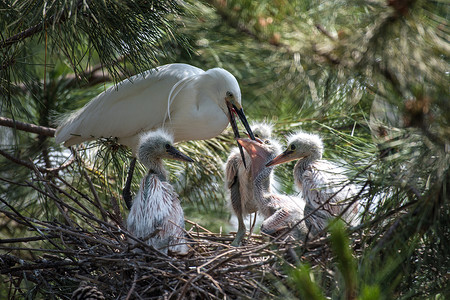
[237,137,281,178]
[205,68,255,141]
[266,131,324,167]
[138,129,193,170]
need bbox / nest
[0,215,331,299]
[0,157,334,299]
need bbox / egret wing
[55,64,204,148]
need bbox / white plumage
[55,63,254,154]
[237,138,308,241]
[225,122,273,246]
[266,131,360,236]
[126,129,192,255]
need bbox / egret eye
[255,133,260,138]
[264,140,271,144]
[290,144,296,151]
[165,143,171,150]
[226,91,233,98]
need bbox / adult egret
[225,122,273,246]
[237,138,308,241]
[127,129,192,255]
[55,63,255,207]
[266,131,359,236]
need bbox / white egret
[225,122,273,246]
[237,138,308,241]
[266,131,359,236]
[127,129,192,255]
[55,63,255,207]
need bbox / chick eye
[165,144,171,150]
[255,134,260,138]
[290,144,296,150]
[264,140,271,144]
[226,91,233,98]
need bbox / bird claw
[231,229,246,247]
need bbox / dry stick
[29,160,74,228]
[0,236,55,244]
[0,176,29,187]
[0,197,68,255]
[53,173,109,222]
[202,272,225,295]
[48,180,97,220]
[24,180,106,229]
[196,248,239,271]
[29,219,123,250]
[185,219,213,234]
[192,252,246,296]
[71,148,111,223]
[176,274,219,300]
[125,268,139,300]
[81,169,109,222]
[1,258,80,275]
[0,207,36,228]
[0,246,80,257]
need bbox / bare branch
[0,116,56,137]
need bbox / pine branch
[0,22,44,49]
[0,116,55,137]
[0,0,81,50]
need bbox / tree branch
[0,117,55,137]
[0,23,44,49]
[0,1,83,50]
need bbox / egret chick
[237,138,308,241]
[225,122,273,246]
[266,131,359,236]
[127,129,192,255]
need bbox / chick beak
[167,145,194,163]
[237,138,270,178]
[265,149,295,167]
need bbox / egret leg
[230,192,246,246]
[231,213,246,247]
[248,212,257,237]
[122,158,136,210]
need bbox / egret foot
[231,228,246,247]
[122,158,137,210]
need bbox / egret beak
[233,104,255,140]
[265,149,297,167]
[245,131,261,141]
[227,102,255,169]
[167,146,194,163]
